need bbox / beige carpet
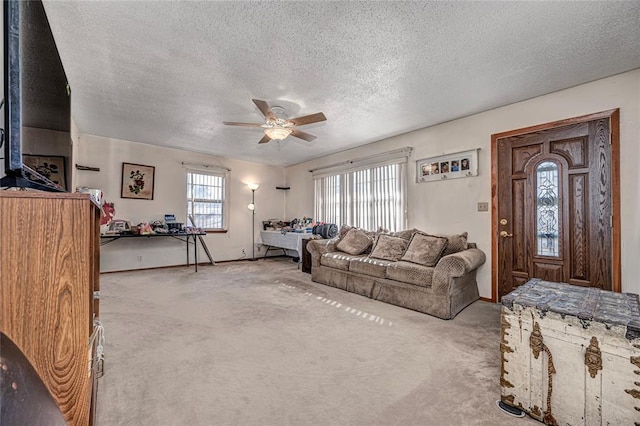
[96,258,535,425]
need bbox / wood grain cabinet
[0,191,101,425]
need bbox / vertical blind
[314,162,406,231]
[186,170,226,230]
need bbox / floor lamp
[247,183,259,261]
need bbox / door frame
[490,109,620,302]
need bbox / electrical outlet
[136,255,143,262]
[242,249,246,256]
[477,202,489,212]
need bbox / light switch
[477,202,489,212]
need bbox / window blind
[314,160,407,232]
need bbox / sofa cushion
[349,257,393,278]
[369,234,409,261]
[386,261,435,288]
[400,232,448,267]
[336,228,374,255]
[392,228,420,240]
[320,252,367,271]
[439,232,469,256]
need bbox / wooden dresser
[0,191,101,425]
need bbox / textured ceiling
[42,1,640,166]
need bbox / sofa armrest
[306,238,339,267]
[432,248,486,294]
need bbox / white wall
[76,134,286,271]
[285,69,640,298]
[70,117,79,189]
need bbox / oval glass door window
[536,161,560,257]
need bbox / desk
[100,232,207,272]
[260,231,314,264]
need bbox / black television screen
[1,0,71,191]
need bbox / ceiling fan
[223,99,327,144]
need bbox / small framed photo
[416,149,479,183]
[121,162,155,200]
[22,154,67,190]
[461,157,470,171]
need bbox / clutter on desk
[150,216,205,234]
[137,222,154,235]
[262,219,288,231]
[101,215,205,236]
[163,214,184,232]
[290,217,314,232]
[104,219,131,235]
[262,217,314,233]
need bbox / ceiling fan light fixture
[225,99,324,144]
[264,127,292,141]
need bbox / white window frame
[186,168,229,231]
[312,148,410,231]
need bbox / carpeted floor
[96,258,535,425]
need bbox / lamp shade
[247,183,260,191]
[264,127,292,141]
[248,203,255,211]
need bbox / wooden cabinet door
[0,192,98,425]
[496,117,614,299]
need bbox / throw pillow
[439,232,468,256]
[369,234,409,262]
[400,232,449,267]
[336,228,373,255]
[392,228,420,240]
[338,224,352,240]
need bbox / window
[535,161,560,257]
[186,170,226,231]
[314,161,407,231]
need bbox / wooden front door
[493,110,620,300]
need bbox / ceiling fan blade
[252,99,276,121]
[290,129,317,142]
[223,121,263,127]
[288,112,327,127]
[258,134,271,144]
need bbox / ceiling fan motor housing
[268,106,288,126]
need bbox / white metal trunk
[500,279,640,425]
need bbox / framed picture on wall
[121,162,155,200]
[22,154,67,190]
[416,148,479,183]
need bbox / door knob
[500,231,513,238]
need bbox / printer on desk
[164,214,183,232]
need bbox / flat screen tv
[1,0,71,191]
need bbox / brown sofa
[306,227,486,319]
